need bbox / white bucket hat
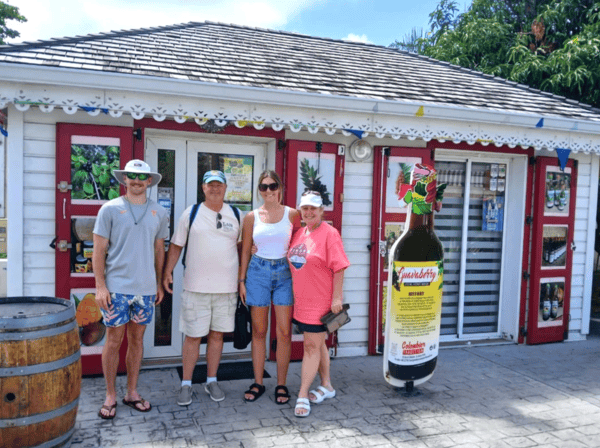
[113,159,162,188]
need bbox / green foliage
[393,0,600,108]
[299,158,332,206]
[0,1,26,45]
[70,144,120,201]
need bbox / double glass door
[145,136,265,358]
[435,158,508,340]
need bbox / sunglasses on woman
[258,182,279,192]
[126,172,150,181]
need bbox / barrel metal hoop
[0,297,76,330]
[0,350,81,377]
[0,319,78,341]
[0,397,79,428]
[35,426,76,448]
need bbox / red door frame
[368,146,433,355]
[134,119,286,359]
[368,140,538,352]
[526,157,577,344]
[55,123,133,375]
[282,140,346,360]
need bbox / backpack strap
[182,202,239,269]
[182,202,201,269]
[229,204,240,224]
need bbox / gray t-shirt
[93,196,169,295]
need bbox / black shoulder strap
[182,202,239,269]
[182,202,201,269]
[229,204,240,224]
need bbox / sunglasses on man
[258,182,280,192]
[126,172,151,180]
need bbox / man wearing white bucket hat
[93,159,169,419]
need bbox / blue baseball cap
[202,170,227,184]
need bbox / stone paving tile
[69,338,600,448]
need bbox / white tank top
[253,206,293,259]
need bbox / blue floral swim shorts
[100,293,155,327]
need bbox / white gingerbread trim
[1,74,599,154]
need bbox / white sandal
[294,398,311,417]
[309,385,336,404]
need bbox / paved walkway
[72,335,600,447]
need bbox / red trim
[518,150,536,343]
[281,140,345,360]
[133,118,284,140]
[430,140,531,156]
[284,141,345,231]
[55,123,133,375]
[526,157,577,344]
[368,146,432,355]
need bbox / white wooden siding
[569,152,593,339]
[338,159,373,356]
[20,109,132,298]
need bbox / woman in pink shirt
[287,191,350,417]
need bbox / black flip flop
[244,383,266,402]
[274,385,291,405]
[98,402,117,419]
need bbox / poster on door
[386,157,421,213]
[544,166,571,217]
[542,225,568,269]
[71,136,121,205]
[384,222,405,271]
[537,278,565,328]
[71,288,107,355]
[71,216,96,276]
[223,156,253,209]
[482,196,504,231]
[296,151,335,211]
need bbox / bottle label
[397,164,446,215]
[388,261,443,366]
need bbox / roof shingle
[1,21,599,122]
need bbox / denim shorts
[100,293,155,328]
[245,255,293,307]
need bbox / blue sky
[8,0,472,47]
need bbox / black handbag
[233,297,252,350]
[320,304,351,335]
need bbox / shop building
[1,22,599,374]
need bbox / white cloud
[8,0,324,43]
[343,33,372,44]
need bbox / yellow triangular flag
[416,106,425,117]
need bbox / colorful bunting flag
[556,148,571,171]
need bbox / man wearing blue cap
[163,170,241,406]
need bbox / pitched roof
[1,21,599,122]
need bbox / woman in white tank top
[239,170,300,404]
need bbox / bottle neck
[408,209,434,230]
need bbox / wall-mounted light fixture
[348,139,373,162]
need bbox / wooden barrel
[0,297,81,448]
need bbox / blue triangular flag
[535,118,544,128]
[345,129,364,139]
[556,148,571,171]
[79,106,97,112]
[0,125,7,137]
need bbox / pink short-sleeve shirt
[287,222,350,325]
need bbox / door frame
[143,129,279,359]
